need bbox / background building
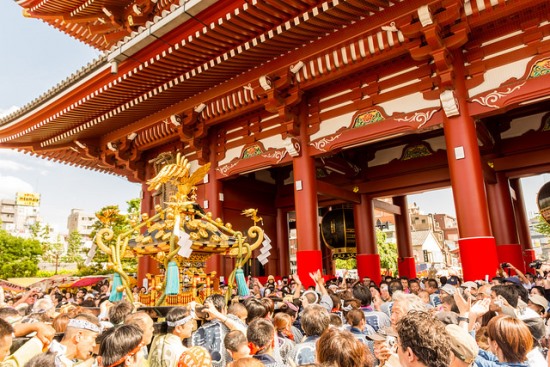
[0,193,40,236]
[67,209,95,250]
[0,199,16,232]
[375,202,460,274]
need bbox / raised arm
[508,263,530,286]
[291,273,303,300]
[310,270,327,296]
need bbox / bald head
[125,311,154,345]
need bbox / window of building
[423,250,433,263]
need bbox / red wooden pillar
[486,173,519,245]
[510,178,536,266]
[354,194,381,285]
[137,182,159,285]
[443,50,498,281]
[205,133,224,276]
[486,173,525,273]
[293,106,323,288]
[276,208,290,276]
[393,196,416,279]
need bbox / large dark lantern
[320,208,356,259]
[538,181,550,224]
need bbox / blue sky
[0,2,141,233]
[0,2,547,233]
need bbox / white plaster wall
[368,135,447,167]
[377,92,440,115]
[369,145,404,167]
[218,134,290,166]
[468,57,532,97]
[422,233,444,264]
[310,111,355,141]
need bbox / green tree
[0,229,42,278]
[335,258,356,270]
[28,222,41,240]
[127,198,141,217]
[30,221,65,273]
[63,230,83,265]
[42,234,65,274]
[29,222,52,244]
[335,229,398,275]
[78,199,141,276]
[535,215,550,237]
[377,229,398,275]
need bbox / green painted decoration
[242,144,263,159]
[529,59,550,79]
[402,144,432,160]
[353,109,384,128]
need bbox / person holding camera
[498,263,531,290]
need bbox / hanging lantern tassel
[235,268,249,297]
[165,261,180,295]
[109,273,123,302]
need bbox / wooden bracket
[256,70,303,136]
[405,3,469,89]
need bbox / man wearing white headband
[48,313,101,367]
[149,306,193,367]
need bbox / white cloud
[0,176,34,199]
[0,159,32,171]
[0,105,19,118]
[0,149,21,157]
[0,150,54,172]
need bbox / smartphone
[386,336,398,354]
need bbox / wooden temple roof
[17,0,217,50]
[2,0,550,180]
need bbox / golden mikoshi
[95,152,264,305]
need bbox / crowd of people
[1,262,549,367]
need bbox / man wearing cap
[445,324,478,367]
[367,328,401,367]
[460,282,478,300]
[440,284,457,298]
[502,276,522,287]
[527,294,548,316]
[48,313,101,367]
[447,276,461,287]
[500,263,531,290]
